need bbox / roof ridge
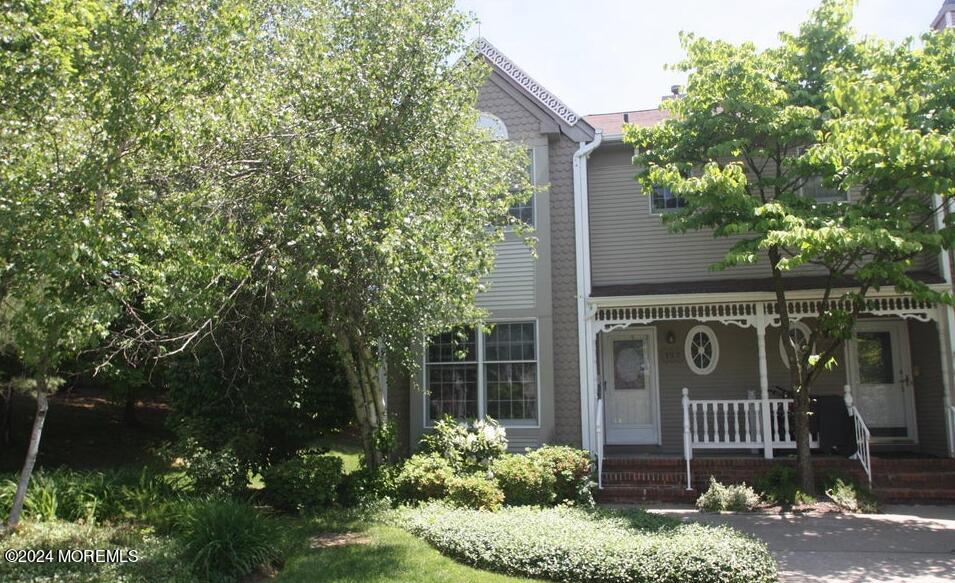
[474,37,581,126]
[584,107,662,117]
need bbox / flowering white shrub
[420,416,508,472]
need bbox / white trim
[685,325,719,375]
[421,319,542,430]
[778,321,813,369]
[574,131,603,452]
[601,326,661,445]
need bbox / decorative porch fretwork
[593,295,937,332]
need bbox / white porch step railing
[949,405,955,459]
[681,388,820,490]
[844,385,872,487]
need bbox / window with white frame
[507,150,535,225]
[685,325,719,375]
[779,321,813,368]
[425,322,538,425]
[650,185,686,214]
[801,176,847,203]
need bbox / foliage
[446,474,505,511]
[338,463,400,507]
[164,317,353,476]
[399,503,778,583]
[0,468,183,525]
[624,0,955,491]
[168,438,249,497]
[696,477,762,512]
[178,498,283,583]
[262,449,344,512]
[527,445,594,506]
[394,453,455,504]
[490,454,556,507]
[753,465,816,506]
[0,520,191,583]
[824,475,879,513]
[419,416,508,472]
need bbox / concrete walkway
[649,505,955,582]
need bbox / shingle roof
[583,108,670,137]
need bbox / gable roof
[584,108,670,137]
[932,1,955,29]
[474,38,594,141]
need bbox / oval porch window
[779,321,812,368]
[685,325,719,375]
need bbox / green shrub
[394,453,455,503]
[419,416,507,472]
[173,438,249,496]
[824,476,878,513]
[753,464,799,505]
[262,449,344,512]
[491,453,555,506]
[446,474,504,511]
[696,477,762,512]
[399,503,777,583]
[179,498,282,582]
[528,445,593,505]
[338,463,400,507]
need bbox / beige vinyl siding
[909,319,948,456]
[588,143,937,288]
[478,237,535,310]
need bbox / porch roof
[591,271,945,298]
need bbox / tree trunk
[6,374,50,529]
[793,384,815,494]
[0,386,12,446]
[123,390,139,427]
[331,325,383,469]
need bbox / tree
[205,0,532,468]
[625,0,955,492]
[0,0,260,528]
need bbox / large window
[507,150,535,226]
[650,185,686,214]
[425,321,538,425]
[801,176,848,203]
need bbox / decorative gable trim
[475,38,581,126]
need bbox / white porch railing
[595,397,604,489]
[681,388,820,489]
[949,405,955,459]
[843,385,872,487]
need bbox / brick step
[873,487,955,503]
[872,472,955,487]
[596,485,697,504]
[872,459,955,471]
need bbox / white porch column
[935,306,955,457]
[756,313,773,459]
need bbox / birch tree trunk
[6,373,50,529]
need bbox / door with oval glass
[601,328,660,444]
[847,320,917,441]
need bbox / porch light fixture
[666,330,676,345]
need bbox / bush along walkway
[398,503,778,583]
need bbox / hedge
[399,503,777,583]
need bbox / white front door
[601,328,660,444]
[848,320,917,441]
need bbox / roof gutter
[573,130,603,452]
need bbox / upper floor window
[650,185,687,214]
[508,149,535,226]
[801,176,847,203]
[477,112,508,141]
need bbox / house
[388,3,955,501]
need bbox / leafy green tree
[205,0,532,467]
[625,0,955,491]
[0,0,258,527]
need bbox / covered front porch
[578,290,955,490]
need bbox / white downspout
[933,194,955,457]
[574,130,603,452]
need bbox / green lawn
[276,522,535,583]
